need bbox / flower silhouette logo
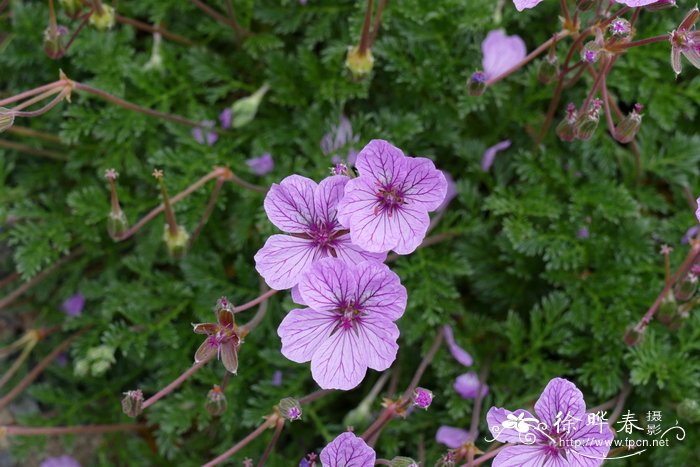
[502,412,540,433]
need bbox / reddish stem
[358,0,374,55]
[4,423,146,436]
[234,288,278,314]
[617,34,668,50]
[142,355,212,410]
[115,15,195,46]
[0,81,64,107]
[202,416,278,467]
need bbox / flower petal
[671,45,682,75]
[512,0,544,12]
[263,175,317,233]
[400,157,448,211]
[492,445,558,467]
[311,327,368,390]
[354,139,406,187]
[320,432,376,467]
[220,342,238,374]
[331,234,388,265]
[298,257,356,312]
[194,339,217,363]
[487,407,543,444]
[278,308,338,363]
[356,316,400,371]
[436,426,471,449]
[291,285,306,305]
[564,414,614,467]
[192,323,217,334]
[254,234,322,290]
[534,377,586,428]
[482,30,526,79]
[454,372,489,399]
[314,175,348,224]
[443,325,473,366]
[353,261,406,321]
[481,140,512,172]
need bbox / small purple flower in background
[337,139,447,255]
[696,196,700,223]
[443,325,473,366]
[438,171,457,211]
[321,115,360,165]
[61,293,85,317]
[55,352,68,366]
[481,140,511,172]
[513,0,544,11]
[219,108,232,130]
[670,7,700,76]
[255,175,386,290]
[577,227,590,239]
[681,225,699,244]
[246,153,274,176]
[192,297,240,374]
[277,258,406,390]
[482,30,526,80]
[192,120,218,146]
[40,455,81,467]
[413,387,434,409]
[436,426,473,449]
[320,432,376,467]
[486,377,613,466]
[454,372,488,399]
[299,453,317,467]
[271,370,283,386]
[299,0,308,5]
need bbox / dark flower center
[374,184,405,216]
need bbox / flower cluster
[256,139,447,389]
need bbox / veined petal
[353,261,406,321]
[331,234,388,265]
[310,327,368,390]
[400,157,448,211]
[492,445,559,467]
[682,47,700,70]
[291,285,306,305]
[534,377,586,429]
[263,175,317,233]
[254,234,322,290]
[436,426,471,449]
[314,175,349,224]
[512,0,544,11]
[564,413,614,467]
[278,308,338,363]
[337,176,383,230]
[220,342,239,374]
[671,45,682,75]
[298,257,356,312]
[482,29,527,80]
[192,323,217,334]
[354,139,406,186]
[356,316,400,371]
[194,338,217,363]
[218,309,234,328]
[320,432,376,467]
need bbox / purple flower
[255,175,386,290]
[696,197,700,223]
[438,171,457,211]
[192,297,240,374]
[615,0,659,5]
[513,0,544,10]
[40,456,81,467]
[272,370,283,386]
[321,115,360,165]
[219,108,232,129]
[454,372,488,399]
[481,140,512,172]
[443,325,473,366]
[436,426,472,449]
[486,377,614,466]
[337,140,447,255]
[61,293,85,317]
[413,387,433,409]
[277,258,406,390]
[482,30,526,80]
[670,7,700,76]
[320,432,376,467]
[192,120,218,146]
[577,227,590,239]
[246,153,274,176]
[683,225,699,244]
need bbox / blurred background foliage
[1,0,699,465]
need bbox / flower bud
[231,84,270,128]
[89,4,116,31]
[43,25,68,59]
[163,225,190,258]
[556,103,578,142]
[576,0,595,11]
[59,0,83,16]
[390,457,419,467]
[623,324,644,346]
[205,385,228,416]
[412,387,433,410]
[279,397,302,421]
[574,98,602,140]
[0,107,15,133]
[657,293,677,325]
[677,399,700,423]
[614,104,643,144]
[215,296,235,315]
[537,55,559,84]
[673,272,698,302]
[107,209,129,240]
[581,42,600,64]
[466,71,487,97]
[345,45,374,79]
[121,389,144,418]
[609,19,632,38]
[645,0,676,11]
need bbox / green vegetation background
[1,0,699,465]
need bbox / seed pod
[205,385,228,416]
[0,107,15,133]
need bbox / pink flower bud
[556,103,578,142]
[279,397,302,421]
[614,103,643,143]
[121,389,144,418]
[413,387,433,410]
[574,99,602,140]
[623,325,644,346]
[467,71,487,96]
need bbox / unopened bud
[677,399,700,423]
[623,324,644,346]
[43,25,68,59]
[645,0,677,11]
[345,45,374,79]
[163,225,190,258]
[331,162,350,176]
[205,385,228,416]
[467,71,487,97]
[609,19,632,38]
[0,107,15,133]
[657,293,677,325]
[231,84,270,128]
[614,104,643,144]
[89,4,115,31]
[107,209,129,240]
[537,55,559,84]
[59,0,83,16]
[121,389,144,418]
[215,296,235,315]
[581,42,600,64]
[673,273,698,301]
[412,387,433,409]
[279,397,302,421]
[574,99,602,140]
[576,0,595,11]
[390,457,419,467]
[556,103,578,142]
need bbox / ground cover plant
[1,0,700,466]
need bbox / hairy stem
[203,416,278,467]
[234,288,278,314]
[142,355,213,410]
[257,418,285,467]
